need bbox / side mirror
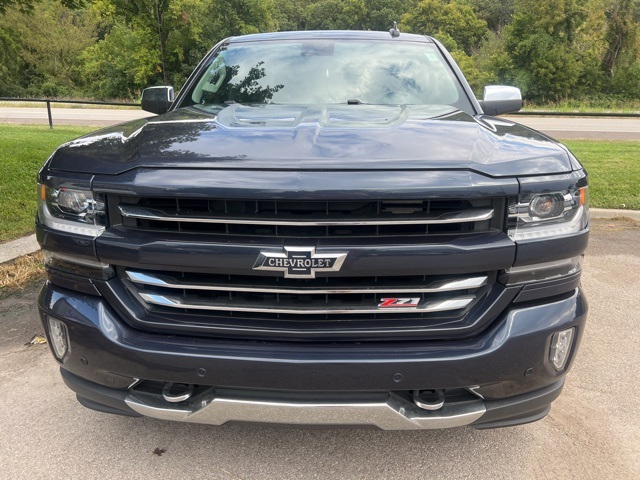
[141,86,175,114]
[479,86,522,116]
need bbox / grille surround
[108,268,508,341]
[101,194,511,341]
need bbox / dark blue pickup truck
[36,30,588,429]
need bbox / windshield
[183,40,472,112]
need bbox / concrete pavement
[0,234,39,264]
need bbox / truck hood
[48,104,575,177]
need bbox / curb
[1,208,638,265]
[589,208,640,221]
[0,234,39,264]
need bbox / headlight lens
[529,193,566,219]
[508,187,589,241]
[56,189,90,215]
[38,184,106,237]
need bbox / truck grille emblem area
[253,247,347,278]
[378,298,420,308]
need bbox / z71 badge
[378,298,421,308]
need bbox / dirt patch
[0,252,45,300]
[0,280,44,353]
[590,216,640,232]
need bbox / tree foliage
[81,21,160,99]
[0,1,97,96]
[602,0,640,76]
[402,0,487,54]
[0,0,84,14]
[506,0,593,100]
[472,0,514,31]
[0,0,639,103]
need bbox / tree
[472,0,514,32]
[352,0,414,31]
[0,23,25,95]
[203,0,277,42]
[0,0,98,96]
[80,0,279,98]
[505,0,588,101]
[402,0,488,55]
[91,0,174,85]
[274,0,313,31]
[602,0,640,77]
[0,0,85,14]
[81,20,160,99]
[304,0,350,30]
[470,29,514,93]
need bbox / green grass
[564,140,640,210]
[0,125,95,242]
[0,126,638,243]
[524,98,640,114]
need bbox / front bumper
[62,368,565,430]
[39,282,587,429]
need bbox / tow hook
[162,382,194,403]
[413,389,445,410]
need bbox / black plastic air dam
[61,368,564,429]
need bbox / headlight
[508,186,588,241]
[38,184,106,237]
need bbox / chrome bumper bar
[125,390,486,430]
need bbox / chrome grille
[117,198,497,237]
[120,269,497,340]
[126,270,486,316]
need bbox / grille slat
[125,269,489,318]
[117,198,497,237]
[113,268,503,340]
[119,205,493,226]
[126,270,488,295]
[138,292,476,315]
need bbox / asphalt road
[0,106,150,126]
[504,115,640,140]
[0,217,638,479]
[0,106,639,140]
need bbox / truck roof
[227,30,434,44]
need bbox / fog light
[549,328,574,371]
[47,316,70,361]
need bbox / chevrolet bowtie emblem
[253,247,347,278]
